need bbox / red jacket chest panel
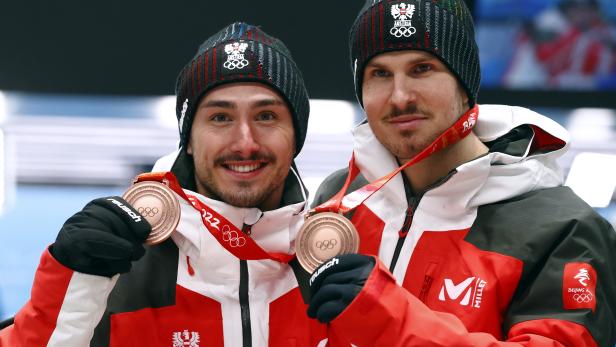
[401,229,523,339]
[269,288,328,346]
[109,286,330,347]
[351,205,384,256]
[110,285,223,347]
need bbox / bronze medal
[122,180,181,245]
[295,212,359,273]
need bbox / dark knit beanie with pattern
[350,0,480,106]
[175,22,310,156]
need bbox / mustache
[214,153,275,165]
[384,105,430,120]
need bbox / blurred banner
[477,0,616,90]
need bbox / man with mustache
[0,22,330,346]
[307,1,616,346]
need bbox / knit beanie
[350,0,480,106]
[175,22,310,156]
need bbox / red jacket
[0,158,334,347]
[313,105,616,346]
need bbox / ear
[186,141,193,155]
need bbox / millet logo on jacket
[107,198,142,223]
[563,262,597,312]
[438,276,488,308]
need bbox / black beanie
[175,22,310,156]
[350,0,480,106]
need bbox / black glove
[307,254,375,323]
[50,196,151,277]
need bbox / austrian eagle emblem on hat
[390,3,416,37]
[223,42,249,70]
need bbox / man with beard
[307,1,616,346]
[0,22,330,346]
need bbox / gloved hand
[50,196,151,277]
[307,253,375,323]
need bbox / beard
[198,176,282,208]
[378,131,430,160]
[375,100,468,161]
[194,153,289,209]
[377,104,435,159]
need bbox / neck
[258,190,284,211]
[400,132,488,193]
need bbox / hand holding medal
[295,106,479,273]
[296,212,360,273]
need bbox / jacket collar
[152,149,308,259]
[351,104,570,215]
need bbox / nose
[389,75,415,112]
[229,120,261,157]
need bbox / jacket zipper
[240,224,252,347]
[389,172,454,283]
[389,205,415,273]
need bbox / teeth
[228,164,260,173]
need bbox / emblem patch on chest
[173,330,200,347]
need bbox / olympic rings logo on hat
[138,206,160,217]
[573,292,593,303]
[223,58,249,70]
[222,224,246,247]
[315,239,338,250]
[390,26,416,38]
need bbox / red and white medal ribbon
[134,172,294,264]
[313,105,479,215]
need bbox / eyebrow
[367,55,436,68]
[365,61,387,70]
[199,98,284,110]
[253,98,285,107]
[200,100,236,109]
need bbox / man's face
[362,50,469,161]
[187,82,295,210]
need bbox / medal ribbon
[134,172,294,263]
[314,105,479,214]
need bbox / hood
[352,104,570,213]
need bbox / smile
[227,164,261,173]
[223,162,267,173]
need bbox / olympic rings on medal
[389,25,416,38]
[315,239,338,250]
[223,58,249,70]
[221,225,246,247]
[138,206,160,217]
[573,292,593,303]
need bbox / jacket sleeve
[330,247,614,347]
[0,249,118,347]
